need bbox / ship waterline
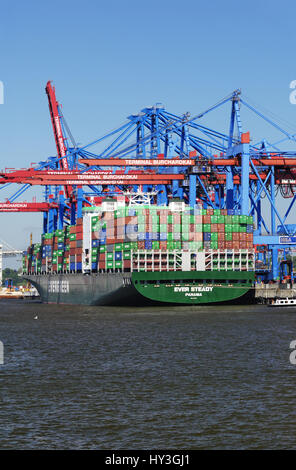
[23,270,255,306]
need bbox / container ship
[22,199,255,305]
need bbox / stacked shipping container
[22,206,254,274]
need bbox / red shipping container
[206,208,214,215]
[76,232,83,240]
[218,232,225,241]
[225,241,233,249]
[103,212,114,220]
[105,219,115,228]
[92,231,100,240]
[203,215,211,224]
[217,224,225,232]
[232,232,239,241]
[211,224,218,232]
[218,242,225,249]
[173,214,181,224]
[193,232,203,241]
[106,238,117,245]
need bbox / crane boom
[45,81,72,198]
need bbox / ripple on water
[0,301,296,449]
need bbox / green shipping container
[181,225,189,233]
[203,224,211,232]
[173,224,181,233]
[239,215,247,224]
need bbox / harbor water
[0,300,296,449]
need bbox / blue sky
[0,0,296,265]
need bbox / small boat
[0,288,24,299]
[268,298,296,307]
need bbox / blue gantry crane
[1,84,296,281]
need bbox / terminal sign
[279,236,296,244]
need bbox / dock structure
[255,283,296,303]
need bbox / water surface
[0,300,296,449]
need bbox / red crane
[45,81,72,198]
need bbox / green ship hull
[23,270,255,306]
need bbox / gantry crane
[1,85,296,280]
